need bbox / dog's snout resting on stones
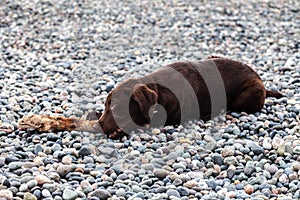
[18,57,283,139]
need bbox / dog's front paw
[108,128,128,140]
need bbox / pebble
[78,146,92,156]
[166,189,181,198]
[116,188,126,197]
[35,174,52,185]
[221,148,235,157]
[63,189,78,200]
[267,164,279,174]
[42,189,52,198]
[153,169,170,179]
[293,146,300,154]
[24,192,37,200]
[62,155,73,165]
[224,156,238,165]
[0,189,13,199]
[57,165,75,177]
[88,189,112,199]
[8,161,22,170]
[244,184,254,195]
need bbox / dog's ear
[132,84,158,124]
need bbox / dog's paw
[108,128,128,140]
[18,114,52,132]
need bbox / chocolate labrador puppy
[19,57,283,139]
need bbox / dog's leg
[231,79,266,113]
[18,114,102,133]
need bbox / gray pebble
[224,156,238,165]
[166,189,181,198]
[42,189,52,198]
[62,189,78,200]
[88,189,112,200]
[8,162,22,170]
[57,165,76,177]
[153,169,170,179]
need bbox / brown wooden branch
[18,114,102,133]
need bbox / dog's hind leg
[230,79,266,113]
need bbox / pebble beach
[0,0,300,200]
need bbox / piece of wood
[18,114,102,133]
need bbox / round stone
[153,169,170,179]
[244,184,254,195]
[63,189,78,200]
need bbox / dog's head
[99,79,158,139]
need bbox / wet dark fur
[97,57,283,139]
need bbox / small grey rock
[88,189,112,200]
[63,189,78,200]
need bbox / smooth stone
[293,146,300,154]
[211,154,223,165]
[177,186,189,196]
[8,161,22,170]
[19,183,28,192]
[51,143,62,152]
[132,185,143,193]
[34,144,44,155]
[57,165,76,177]
[221,148,235,157]
[2,179,10,187]
[141,163,154,171]
[33,190,41,199]
[35,174,51,185]
[223,156,238,165]
[183,180,198,188]
[117,174,128,180]
[267,165,279,174]
[62,155,73,165]
[63,189,78,200]
[205,141,217,151]
[244,184,254,195]
[251,146,264,155]
[80,180,93,193]
[166,189,181,198]
[172,163,187,170]
[116,188,126,197]
[277,144,286,155]
[98,147,115,156]
[42,189,52,198]
[173,178,183,186]
[0,189,13,199]
[153,169,170,179]
[88,189,112,200]
[43,183,56,193]
[24,192,37,200]
[262,138,272,150]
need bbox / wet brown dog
[19,57,283,139]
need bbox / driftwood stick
[18,114,102,133]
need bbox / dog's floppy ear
[132,84,158,124]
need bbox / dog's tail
[266,90,284,98]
